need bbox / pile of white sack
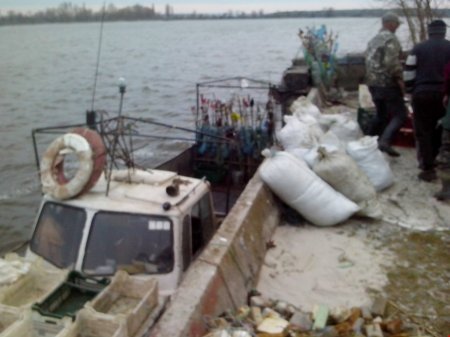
[0,254,30,286]
[259,96,394,227]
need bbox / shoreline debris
[201,294,442,337]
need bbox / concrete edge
[150,172,280,337]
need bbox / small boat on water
[0,77,282,337]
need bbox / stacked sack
[259,97,394,227]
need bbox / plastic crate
[0,255,68,308]
[85,271,158,337]
[1,310,72,337]
[32,271,109,320]
[0,305,23,335]
[56,309,127,337]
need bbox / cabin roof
[55,169,208,216]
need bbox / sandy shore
[257,146,450,333]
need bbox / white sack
[329,115,363,144]
[346,136,394,191]
[277,115,318,150]
[303,144,341,168]
[319,130,345,152]
[312,147,381,218]
[259,151,359,226]
[290,96,321,119]
[0,254,30,286]
[301,130,343,168]
[286,147,310,163]
[294,113,324,144]
[317,114,346,132]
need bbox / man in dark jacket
[435,61,450,200]
[403,20,450,182]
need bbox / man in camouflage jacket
[365,12,407,157]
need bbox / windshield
[83,212,174,275]
[30,202,86,268]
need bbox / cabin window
[30,202,86,269]
[190,193,215,257]
[83,212,174,276]
[181,215,192,271]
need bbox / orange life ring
[40,129,106,200]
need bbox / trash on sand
[201,294,441,337]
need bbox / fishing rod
[84,2,121,195]
[90,2,107,112]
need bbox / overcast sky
[2,0,381,14]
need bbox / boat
[0,76,283,337]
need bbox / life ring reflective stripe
[41,133,94,200]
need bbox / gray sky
[2,0,380,14]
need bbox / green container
[193,163,227,184]
[32,271,109,320]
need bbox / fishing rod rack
[30,77,281,191]
[31,110,260,189]
[194,76,281,183]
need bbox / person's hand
[443,95,449,108]
[397,79,405,95]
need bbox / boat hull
[150,172,280,337]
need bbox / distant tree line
[0,2,449,26]
[0,2,160,25]
[266,7,450,19]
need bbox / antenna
[118,77,126,117]
[90,2,107,112]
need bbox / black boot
[434,171,450,201]
[418,169,437,182]
[378,143,400,157]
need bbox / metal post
[196,83,200,128]
[118,77,126,117]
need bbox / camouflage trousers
[436,129,450,172]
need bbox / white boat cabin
[26,169,217,296]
